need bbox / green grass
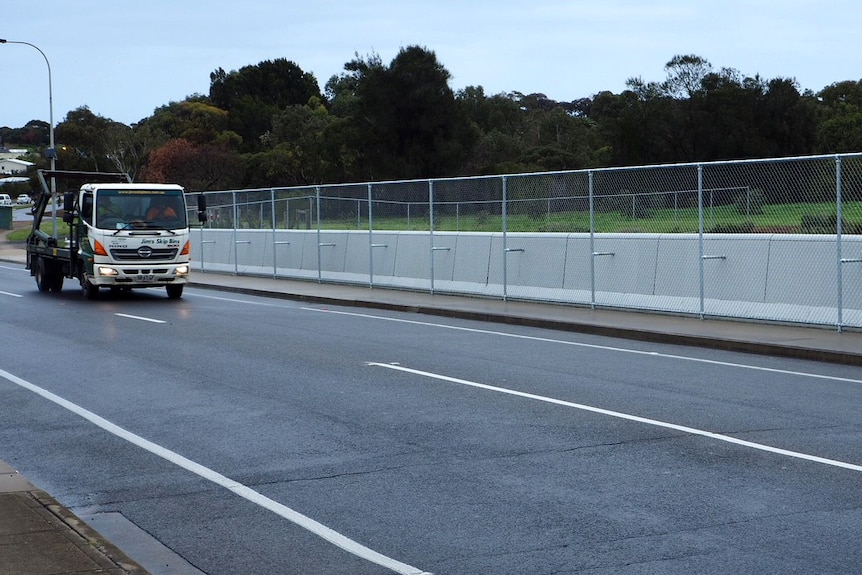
[313,201,862,234]
[6,217,71,241]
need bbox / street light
[0,38,58,238]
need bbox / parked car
[0,194,12,207]
[16,194,32,205]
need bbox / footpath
[1,223,861,574]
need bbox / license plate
[136,274,155,281]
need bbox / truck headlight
[175,265,189,276]
[98,266,118,276]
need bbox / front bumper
[90,262,191,286]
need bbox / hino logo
[137,246,153,258]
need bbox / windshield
[95,189,187,230]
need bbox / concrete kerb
[0,460,150,575]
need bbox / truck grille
[110,247,179,261]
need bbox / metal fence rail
[188,154,862,331]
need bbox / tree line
[2,49,861,192]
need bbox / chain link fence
[188,154,862,330]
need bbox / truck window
[96,190,187,230]
[81,193,93,224]
[96,195,125,228]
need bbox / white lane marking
[368,362,862,473]
[186,292,294,308]
[0,368,431,575]
[308,308,862,385]
[0,290,23,298]
[115,313,167,324]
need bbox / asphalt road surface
[1,262,861,575]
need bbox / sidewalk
[0,460,149,575]
[2,230,861,574]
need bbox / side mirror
[62,192,75,223]
[197,194,208,223]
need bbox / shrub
[801,213,841,234]
[709,221,756,233]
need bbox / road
[1,261,861,575]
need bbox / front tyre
[166,284,184,299]
[81,274,100,300]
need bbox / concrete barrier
[191,228,862,328]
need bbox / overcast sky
[2,0,860,130]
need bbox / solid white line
[368,362,862,473]
[114,313,167,324]
[0,368,431,575]
[186,292,287,306]
[308,308,862,385]
[0,290,23,298]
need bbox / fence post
[271,188,277,278]
[316,186,322,283]
[502,175,509,301]
[429,180,436,295]
[589,170,597,309]
[368,183,374,287]
[697,164,705,319]
[232,191,239,276]
[836,156,845,332]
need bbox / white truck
[27,170,206,299]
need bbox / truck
[26,170,206,299]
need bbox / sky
[1,0,860,130]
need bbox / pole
[0,39,56,238]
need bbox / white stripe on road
[0,368,431,575]
[368,362,862,473]
[114,313,167,324]
[310,308,862,385]
[0,290,23,297]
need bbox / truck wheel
[36,258,63,292]
[48,272,64,293]
[81,275,100,300]
[33,258,50,292]
[166,284,184,299]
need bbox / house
[0,158,34,175]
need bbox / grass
[313,200,862,234]
[5,207,70,241]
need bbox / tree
[255,97,335,185]
[818,80,862,152]
[662,54,713,100]
[326,47,473,181]
[209,59,322,152]
[141,138,243,191]
[137,97,240,148]
[56,107,151,179]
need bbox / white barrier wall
[190,228,862,328]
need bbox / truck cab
[74,183,192,299]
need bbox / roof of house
[0,158,35,166]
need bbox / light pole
[0,38,58,238]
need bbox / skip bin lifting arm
[35,169,132,195]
